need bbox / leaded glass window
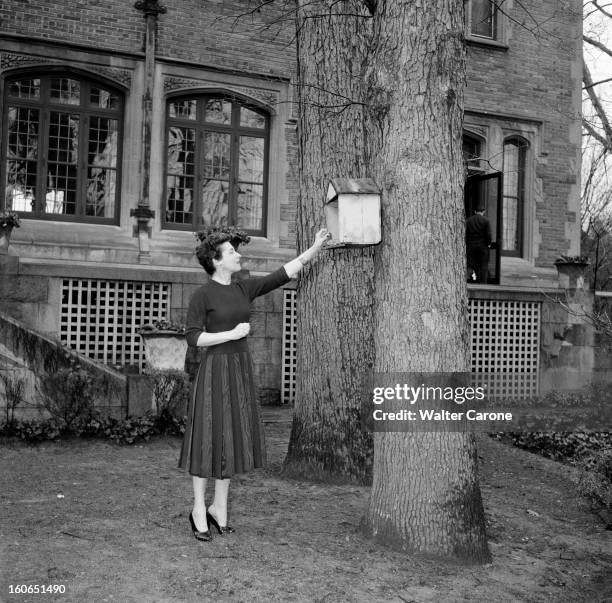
[165,94,269,235]
[463,133,484,174]
[466,0,498,40]
[2,74,122,222]
[502,138,528,256]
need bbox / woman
[178,226,329,541]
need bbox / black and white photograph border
[1,1,611,602]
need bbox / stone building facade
[0,0,587,409]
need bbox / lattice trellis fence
[281,295,541,404]
[281,288,298,405]
[469,299,540,398]
[60,279,170,371]
[60,281,541,399]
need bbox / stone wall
[0,312,128,420]
[0,1,295,78]
[1,255,290,407]
[465,0,583,268]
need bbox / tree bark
[283,0,375,483]
[362,1,491,563]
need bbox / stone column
[131,0,167,264]
[540,260,596,391]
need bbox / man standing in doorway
[466,207,492,284]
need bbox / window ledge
[466,36,509,51]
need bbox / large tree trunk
[362,2,491,563]
[283,1,375,483]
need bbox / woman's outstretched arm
[283,228,329,278]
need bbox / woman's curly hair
[195,226,251,275]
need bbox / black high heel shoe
[189,512,212,542]
[206,510,235,535]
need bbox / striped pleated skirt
[178,339,266,478]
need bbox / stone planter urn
[0,225,13,254]
[137,321,188,372]
[554,256,589,290]
[0,211,20,255]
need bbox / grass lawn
[1,407,611,602]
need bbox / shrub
[491,384,612,524]
[39,364,97,432]
[0,413,186,445]
[150,369,190,420]
[501,431,612,463]
[577,449,612,516]
[0,372,26,431]
[0,418,61,442]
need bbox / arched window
[2,73,123,222]
[164,94,269,235]
[502,137,528,256]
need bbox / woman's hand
[283,229,330,278]
[231,322,251,340]
[313,228,330,249]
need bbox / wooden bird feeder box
[324,178,382,247]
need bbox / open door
[464,172,502,285]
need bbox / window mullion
[77,82,90,219]
[193,98,205,229]
[229,102,240,226]
[194,125,203,229]
[0,97,6,211]
[229,132,239,226]
[77,110,89,218]
[38,105,50,216]
[262,123,269,234]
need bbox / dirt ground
[1,407,611,603]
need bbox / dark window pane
[46,162,78,214]
[90,87,120,110]
[46,112,79,215]
[169,100,197,120]
[239,136,264,182]
[86,168,116,217]
[200,179,229,226]
[502,197,518,251]
[166,127,196,224]
[7,107,39,159]
[463,136,481,164]
[203,132,231,179]
[8,79,40,100]
[48,112,79,166]
[502,140,527,253]
[167,127,196,175]
[503,143,519,197]
[50,78,81,105]
[240,107,266,129]
[204,98,231,124]
[6,106,39,213]
[88,117,118,168]
[471,0,496,38]
[166,174,194,224]
[237,184,263,231]
[86,117,118,218]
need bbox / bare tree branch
[593,0,612,19]
[584,120,612,148]
[584,59,612,150]
[584,33,612,58]
[584,75,612,90]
